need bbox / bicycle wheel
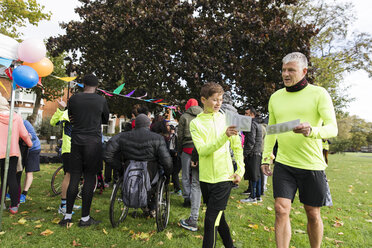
[51,165,64,195]
[77,175,98,199]
[109,178,128,228]
[156,176,170,232]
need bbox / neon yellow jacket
[262,84,338,170]
[50,109,71,154]
[190,111,245,183]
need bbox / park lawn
[0,153,371,247]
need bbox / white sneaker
[240,197,257,203]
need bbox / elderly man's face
[282,61,307,87]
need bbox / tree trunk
[30,93,42,125]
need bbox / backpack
[122,160,151,208]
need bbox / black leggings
[1,157,19,207]
[203,209,233,248]
[66,172,96,217]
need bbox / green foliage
[0,0,51,38]
[329,138,350,154]
[287,0,372,114]
[36,117,62,140]
[47,0,316,114]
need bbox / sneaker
[73,204,81,210]
[240,197,257,203]
[241,190,251,195]
[9,205,19,214]
[19,194,26,203]
[104,182,110,188]
[58,205,75,215]
[256,197,263,202]
[180,217,198,232]
[5,193,10,201]
[58,217,72,226]
[78,217,101,227]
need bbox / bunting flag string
[124,90,135,97]
[53,76,77,82]
[0,81,8,96]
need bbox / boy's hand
[226,125,238,137]
[229,173,241,184]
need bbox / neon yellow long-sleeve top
[50,109,71,154]
[262,84,338,170]
[190,111,245,183]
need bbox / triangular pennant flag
[5,67,13,81]
[135,92,147,99]
[0,57,13,68]
[54,76,77,82]
[153,99,163,103]
[37,77,43,87]
[144,99,155,102]
[158,102,169,105]
[77,83,84,88]
[98,89,113,96]
[125,90,135,97]
[113,83,125,94]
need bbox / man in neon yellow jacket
[261,52,338,248]
[190,82,244,248]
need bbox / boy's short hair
[200,82,224,99]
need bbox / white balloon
[18,38,46,63]
[0,34,19,60]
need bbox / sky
[18,0,372,122]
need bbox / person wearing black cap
[59,74,109,227]
[104,114,173,215]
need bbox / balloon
[12,65,39,89]
[18,38,46,63]
[0,34,19,60]
[23,57,54,77]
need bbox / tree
[48,0,315,115]
[286,0,372,114]
[0,0,51,38]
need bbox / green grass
[0,153,371,247]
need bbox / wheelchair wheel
[109,178,128,228]
[51,165,64,195]
[156,176,170,232]
[77,175,98,199]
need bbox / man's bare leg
[274,197,292,248]
[304,204,323,248]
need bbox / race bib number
[266,119,300,135]
[225,110,252,132]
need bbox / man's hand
[229,173,241,184]
[226,125,238,137]
[261,164,273,176]
[293,122,312,137]
[191,161,198,168]
[57,100,67,110]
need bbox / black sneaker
[58,218,72,226]
[78,217,101,227]
[241,189,251,195]
[180,217,198,231]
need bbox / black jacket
[243,119,263,157]
[104,127,173,177]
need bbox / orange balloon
[23,57,54,77]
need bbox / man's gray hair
[282,52,308,69]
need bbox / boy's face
[201,93,223,113]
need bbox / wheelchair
[109,170,170,232]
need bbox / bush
[36,117,62,140]
[329,138,351,154]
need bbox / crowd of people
[0,52,338,248]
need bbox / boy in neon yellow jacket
[190,82,244,248]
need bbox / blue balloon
[12,65,39,89]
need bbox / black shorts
[200,181,232,211]
[70,143,103,175]
[61,153,71,173]
[273,162,332,207]
[24,149,40,173]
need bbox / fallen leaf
[337,232,344,235]
[248,224,259,230]
[27,232,32,236]
[236,205,242,209]
[18,218,27,225]
[294,229,306,234]
[34,220,41,224]
[364,191,368,194]
[103,228,108,235]
[158,241,164,245]
[111,245,117,248]
[121,226,129,231]
[333,220,344,227]
[51,218,60,224]
[95,209,101,213]
[0,231,5,235]
[232,230,236,236]
[267,207,273,211]
[264,226,270,232]
[40,229,54,236]
[72,240,82,246]
[67,222,74,229]
[35,225,42,229]
[166,231,173,240]
[230,196,235,199]
[193,235,203,239]
[20,211,29,214]
[365,219,372,223]
[294,211,301,215]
